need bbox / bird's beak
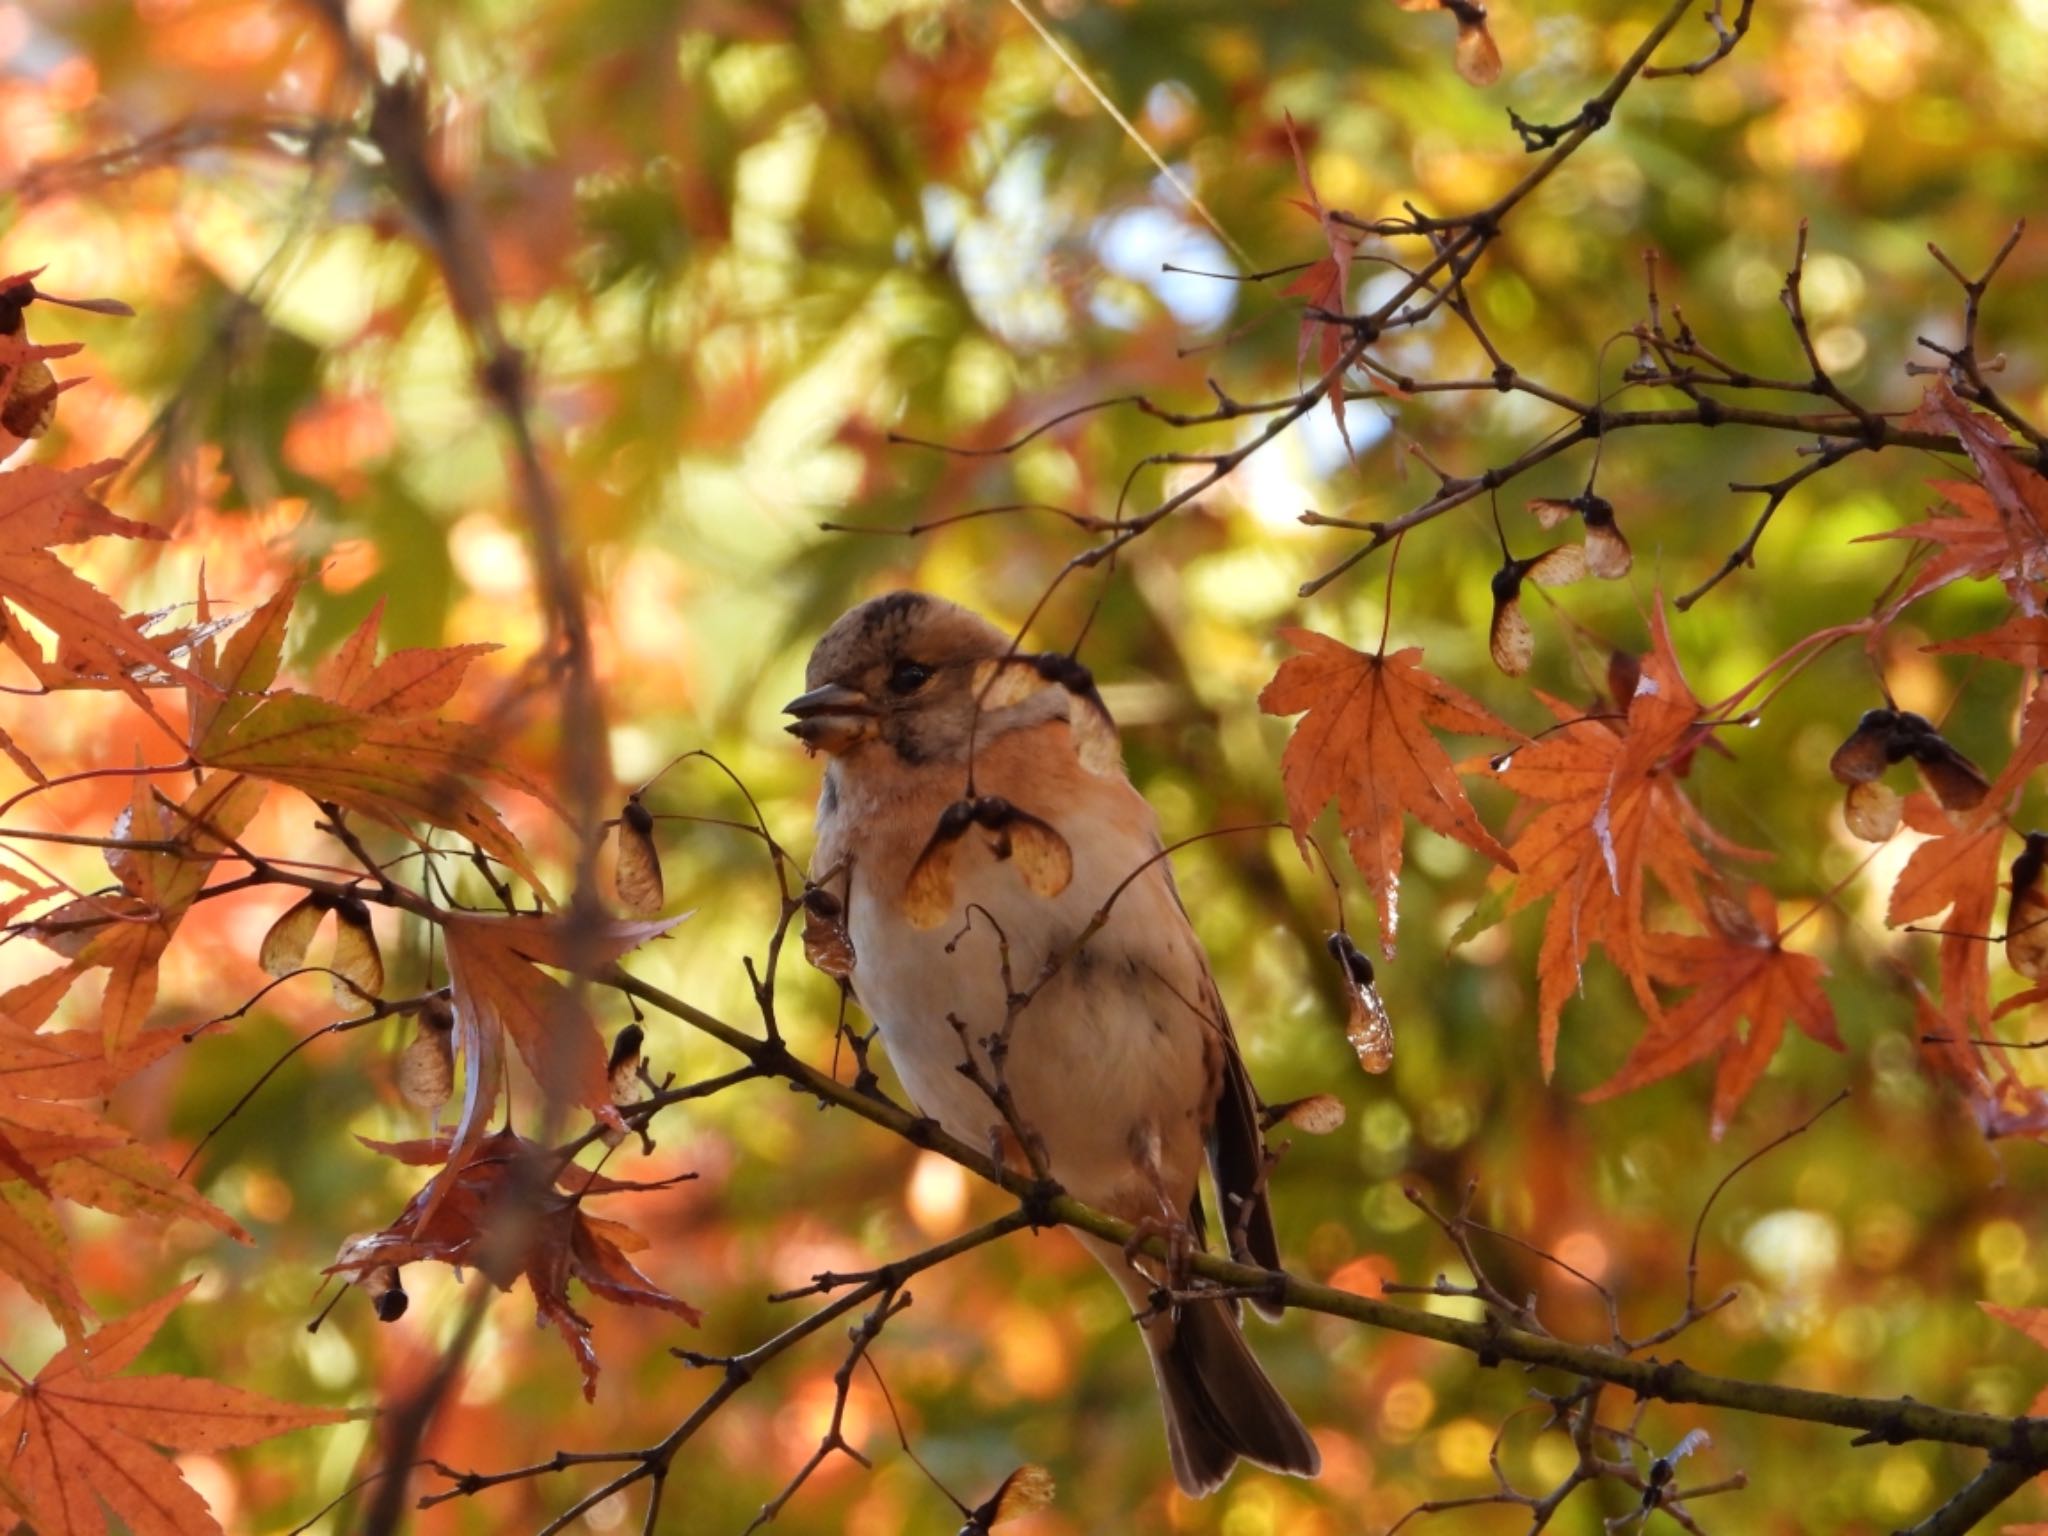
[783,683,876,753]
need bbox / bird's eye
[887,660,933,695]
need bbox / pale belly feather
[843,809,1216,1216]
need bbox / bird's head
[784,591,1067,765]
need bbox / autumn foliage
[2,2,2048,1534]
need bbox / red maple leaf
[335,1127,700,1399]
[1280,113,1359,447]
[1585,885,1840,1136]
[1478,605,1737,1073]
[1259,626,1518,954]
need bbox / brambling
[787,591,1320,1496]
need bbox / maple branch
[505,1209,1039,1536]
[1897,1454,2041,1536]
[609,968,2048,1487]
[1640,0,1753,78]
[1916,221,2042,452]
[739,1289,905,1533]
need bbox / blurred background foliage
[1,0,2046,1531]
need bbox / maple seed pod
[363,1264,409,1323]
[613,797,664,917]
[1488,546,1587,677]
[1267,1093,1348,1135]
[0,277,131,441]
[960,1464,1057,1533]
[1579,496,1633,579]
[396,1001,455,1113]
[259,893,328,978]
[607,1023,645,1095]
[1843,779,1903,843]
[2007,832,2048,982]
[1327,932,1394,1073]
[600,1023,646,1148]
[330,895,385,1002]
[1828,707,1900,784]
[801,886,856,980]
[1912,735,1990,812]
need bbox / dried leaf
[1453,12,1504,83]
[1916,736,1990,813]
[432,910,686,1229]
[1262,628,1517,954]
[1390,0,1504,82]
[971,653,1122,778]
[603,1024,646,1145]
[903,825,963,931]
[1281,113,1359,446]
[613,798,664,916]
[361,1262,409,1322]
[339,1127,700,1398]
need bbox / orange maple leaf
[1480,606,1728,1074]
[1390,0,1505,83]
[0,1280,347,1536]
[184,586,546,894]
[1259,626,1517,955]
[0,460,203,698]
[1280,114,1359,447]
[1585,885,1839,1136]
[30,772,265,1053]
[1886,679,2048,1051]
[335,1127,700,1400]
[432,910,685,1226]
[1861,384,2048,618]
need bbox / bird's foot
[1122,1211,1198,1292]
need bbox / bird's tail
[1142,1292,1321,1497]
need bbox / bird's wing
[1152,854,1284,1315]
[807,771,860,992]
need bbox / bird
[786,590,1320,1497]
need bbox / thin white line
[1002,0,1253,268]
